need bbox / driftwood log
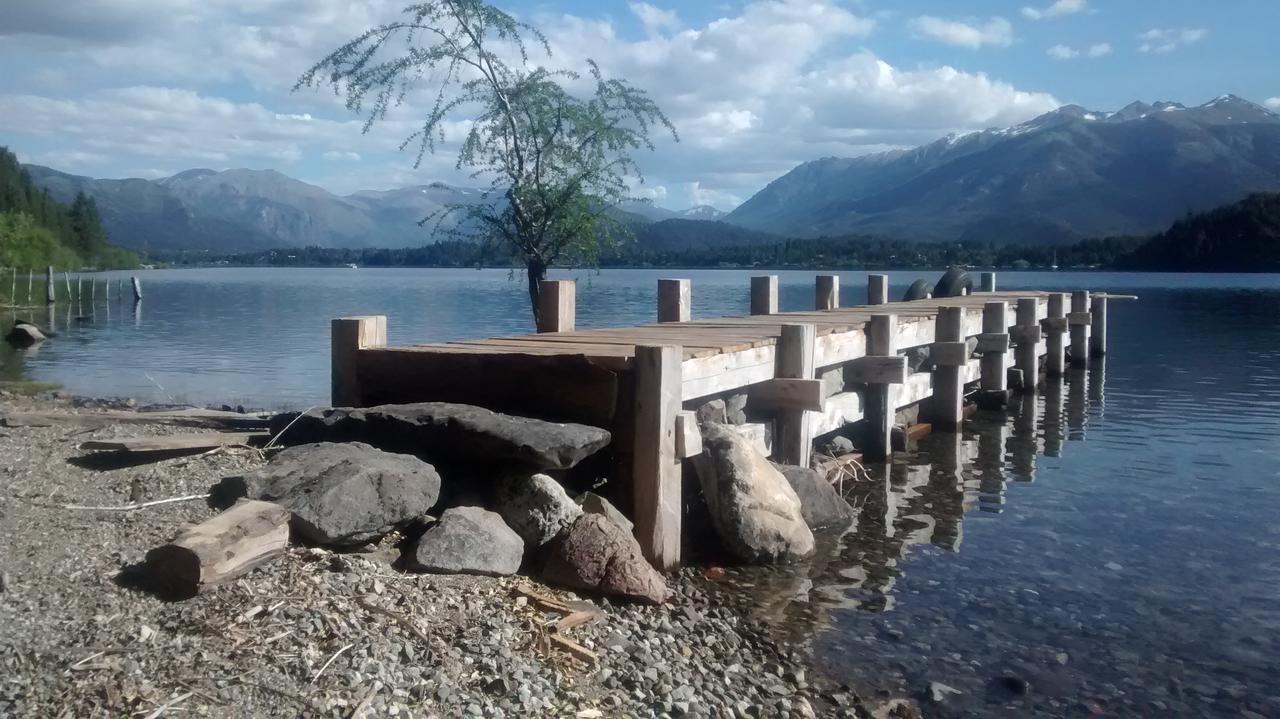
[145,500,289,597]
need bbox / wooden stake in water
[91,278,97,303]
[64,272,72,300]
[9,267,14,303]
[27,269,33,305]
[131,276,143,301]
[46,266,55,304]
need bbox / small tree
[298,0,676,325]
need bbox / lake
[4,267,1280,716]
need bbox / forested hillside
[1120,192,1280,271]
[0,147,137,269]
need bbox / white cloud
[1086,42,1113,57]
[628,2,679,35]
[1138,28,1208,54]
[1265,98,1280,111]
[910,16,1013,49]
[1022,0,1087,20]
[1047,44,1078,60]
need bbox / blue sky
[1,0,1277,210]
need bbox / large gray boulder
[772,463,857,532]
[5,321,46,347]
[693,424,815,563]
[493,472,582,548]
[218,442,440,546]
[541,513,670,604]
[408,506,523,576]
[270,403,610,470]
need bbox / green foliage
[1120,192,1280,271]
[0,212,81,269]
[297,0,675,322]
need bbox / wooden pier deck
[332,273,1114,570]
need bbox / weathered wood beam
[632,344,682,571]
[980,272,996,293]
[1069,290,1091,367]
[815,275,839,311]
[867,274,888,305]
[1014,298,1040,393]
[144,500,289,597]
[657,279,691,323]
[931,306,964,431]
[978,301,1010,408]
[863,313,896,461]
[674,410,702,459]
[750,276,778,316]
[331,315,387,407]
[1090,295,1108,357]
[845,355,908,385]
[748,378,825,412]
[537,280,576,333]
[1044,292,1067,376]
[774,323,816,467]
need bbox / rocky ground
[0,393,875,718]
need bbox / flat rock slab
[542,514,670,605]
[271,402,611,470]
[218,442,441,547]
[773,463,856,532]
[408,506,523,576]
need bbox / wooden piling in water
[978,301,1010,407]
[1044,293,1067,376]
[632,344,682,570]
[131,276,144,302]
[750,276,778,315]
[46,267,55,304]
[815,275,839,311]
[867,274,888,305]
[775,324,816,468]
[1013,298,1041,393]
[863,313,898,461]
[931,306,966,431]
[657,279,691,323]
[331,315,387,406]
[27,269,33,305]
[1069,290,1091,367]
[1090,295,1108,357]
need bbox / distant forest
[153,191,1279,273]
[0,147,138,270]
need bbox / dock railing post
[1089,295,1108,357]
[776,323,816,468]
[1043,293,1067,375]
[864,314,897,461]
[980,272,996,293]
[657,279,691,323]
[331,315,387,407]
[867,274,888,305]
[815,275,839,311]
[1013,298,1041,393]
[978,301,1010,408]
[750,275,778,315]
[537,279,576,333]
[930,306,967,431]
[1069,290,1091,367]
[632,344,682,571]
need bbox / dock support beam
[980,272,996,293]
[1069,290,1091,367]
[1044,293,1067,376]
[864,314,897,461]
[657,279,691,323]
[867,274,888,305]
[931,306,966,431]
[978,301,1010,408]
[815,275,839,311]
[1014,298,1040,393]
[750,275,778,316]
[537,279,576,333]
[331,315,387,407]
[632,344,682,571]
[775,324,816,468]
[1090,295,1108,357]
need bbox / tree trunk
[526,257,547,328]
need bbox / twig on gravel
[348,686,377,719]
[310,643,353,685]
[358,598,432,644]
[263,406,317,451]
[140,690,192,719]
[63,493,209,512]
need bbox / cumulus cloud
[1138,28,1207,54]
[1021,0,1087,21]
[1086,42,1113,57]
[1265,98,1280,111]
[628,2,679,35]
[1047,44,1078,60]
[1047,42,1111,60]
[910,16,1013,49]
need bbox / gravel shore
[0,394,866,718]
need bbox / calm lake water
[5,267,1280,716]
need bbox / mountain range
[20,94,1280,251]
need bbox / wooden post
[91,278,96,303]
[775,324,816,468]
[536,279,575,333]
[131,276,143,301]
[76,275,83,305]
[750,276,778,315]
[867,274,888,305]
[145,500,290,597]
[632,344,682,571]
[978,301,1010,407]
[104,278,110,302]
[1044,293,1067,376]
[8,267,14,302]
[1069,290,1091,367]
[1014,298,1040,393]
[1090,295,1108,357]
[27,269,33,304]
[331,315,387,407]
[864,314,897,461]
[657,279,691,323]
[45,267,55,304]
[980,272,996,293]
[815,275,839,310]
[64,272,72,299]
[931,306,965,431]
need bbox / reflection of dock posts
[46,303,55,334]
[1010,389,1040,481]
[775,323,816,468]
[1090,295,1109,357]
[977,301,1010,408]
[863,313,898,461]
[930,306,966,431]
[1042,373,1065,457]
[750,275,778,315]
[131,276,144,301]
[1043,292,1068,376]
[536,279,575,332]
[657,279,691,323]
[1012,298,1041,393]
[1088,355,1106,418]
[632,344,682,571]
[975,420,1010,508]
[1066,366,1088,437]
[45,266,55,304]
[867,274,888,305]
[980,271,996,292]
[928,432,967,551]
[815,275,839,310]
[1069,290,1091,367]
[330,315,388,406]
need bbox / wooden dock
[332,273,1114,570]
